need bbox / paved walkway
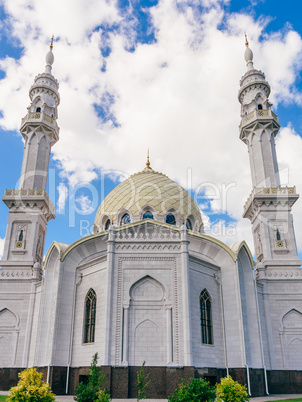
[1,391,302,401]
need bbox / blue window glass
[120,213,131,225]
[200,289,213,345]
[166,213,176,225]
[143,211,154,220]
[105,219,110,230]
[186,218,192,230]
[84,288,96,343]
[36,107,41,113]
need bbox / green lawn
[266,400,302,402]
[0,396,7,401]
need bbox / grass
[266,400,302,402]
[0,396,7,401]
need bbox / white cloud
[75,194,93,211]
[0,237,5,259]
[57,183,69,214]
[276,126,302,250]
[0,0,302,253]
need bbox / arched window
[143,211,154,220]
[276,229,281,241]
[186,218,192,230]
[105,219,110,230]
[166,213,176,225]
[257,104,263,110]
[36,107,41,113]
[200,289,213,345]
[120,213,131,225]
[84,289,96,343]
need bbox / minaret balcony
[240,109,279,130]
[243,186,299,220]
[21,112,59,137]
[3,188,55,221]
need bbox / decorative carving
[276,240,285,248]
[0,270,32,278]
[115,243,181,251]
[256,269,302,280]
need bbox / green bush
[168,378,215,402]
[74,353,107,402]
[7,367,55,402]
[216,375,249,402]
[96,389,111,401]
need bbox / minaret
[1,38,60,266]
[238,36,301,275]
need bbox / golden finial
[50,35,54,50]
[245,33,249,47]
[145,149,151,170]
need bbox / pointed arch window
[200,289,213,345]
[143,211,154,220]
[84,289,96,343]
[186,218,192,230]
[276,228,281,241]
[18,230,24,242]
[166,213,176,225]
[36,107,41,113]
[120,213,131,225]
[257,104,263,110]
[105,219,111,230]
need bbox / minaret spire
[144,149,152,170]
[45,36,55,74]
[244,33,254,71]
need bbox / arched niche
[280,309,302,369]
[130,275,165,302]
[0,308,18,328]
[128,276,166,366]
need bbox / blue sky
[0,0,302,260]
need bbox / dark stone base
[1,366,302,398]
[267,370,302,394]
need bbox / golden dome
[94,167,203,232]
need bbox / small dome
[94,168,203,232]
[46,49,54,66]
[244,46,253,63]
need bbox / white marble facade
[1,40,302,396]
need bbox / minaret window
[120,213,131,225]
[276,229,281,241]
[200,289,213,345]
[18,230,23,242]
[84,289,96,343]
[105,219,110,230]
[186,218,192,230]
[143,211,154,220]
[257,104,263,110]
[166,213,176,225]
[36,107,41,113]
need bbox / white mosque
[0,38,302,398]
